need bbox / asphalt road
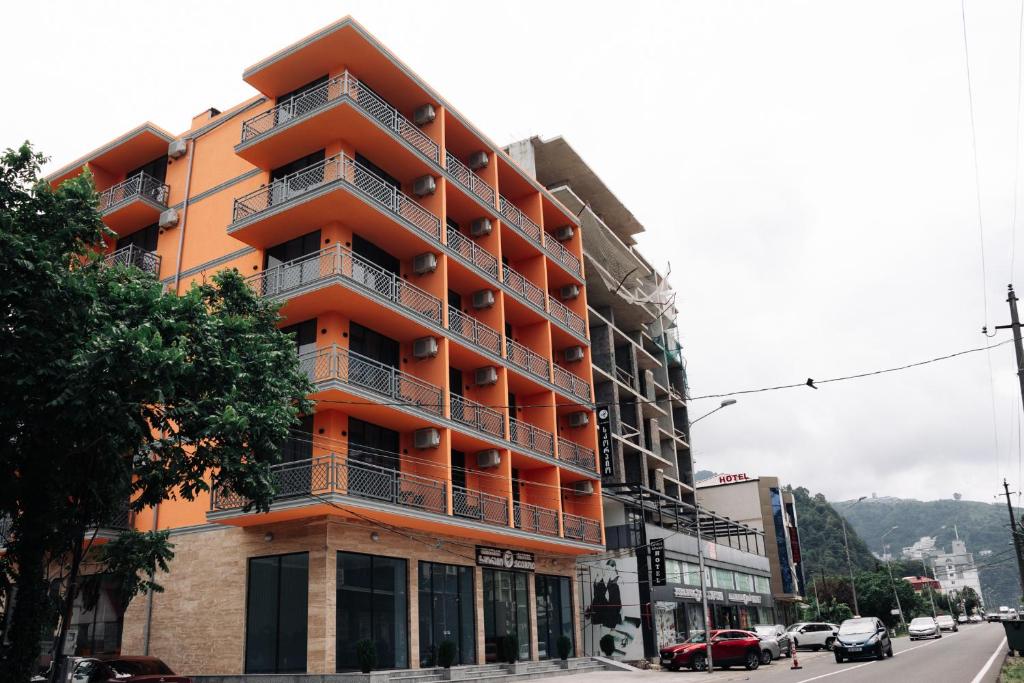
[537,622,1010,683]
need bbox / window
[245,553,308,673]
[734,573,754,592]
[419,562,475,667]
[483,569,530,662]
[535,574,573,660]
[265,230,322,270]
[271,150,326,183]
[348,321,400,368]
[281,318,317,357]
[352,233,400,275]
[348,417,400,470]
[770,487,795,593]
[755,575,771,594]
[126,155,167,183]
[276,75,329,119]
[682,562,702,586]
[711,568,735,590]
[116,223,158,253]
[665,560,683,585]
[355,153,401,192]
[336,552,408,670]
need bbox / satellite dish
[954,493,962,501]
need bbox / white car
[909,616,941,640]
[786,622,838,650]
[957,614,969,624]
[935,614,958,632]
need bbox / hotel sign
[597,406,614,478]
[650,538,666,586]
[476,545,535,572]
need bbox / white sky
[3,0,1023,503]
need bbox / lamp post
[881,526,906,630]
[690,398,737,674]
[841,496,867,615]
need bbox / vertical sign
[650,538,666,587]
[597,405,614,478]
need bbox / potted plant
[437,639,457,679]
[356,639,376,674]
[501,634,521,673]
[556,635,572,668]
[599,633,616,658]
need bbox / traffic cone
[790,640,802,670]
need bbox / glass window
[337,552,408,670]
[711,568,735,590]
[755,575,771,594]
[535,574,573,660]
[681,562,701,586]
[418,562,475,667]
[483,569,530,662]
[116,223,159,253]
[734,573,754,592]
[665,560,683,585]
[245,552,309,673]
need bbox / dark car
[833,617,893,663]
[70,656,191,683]
[659,629,761,671]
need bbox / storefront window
[686,603,706,634]
[711,604,739,630]
[681,563,701,586]
[418,562,475,667]
[734,573,754,592]
[483,569,530,662]
[336,552,408,670]
[665,560,683,584]
[68,575,123,656]
[711,568,734,590]
[536,575,573,659]
[755,576,771,594]
[245,553,308,674]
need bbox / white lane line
[794,633,954,683]
[969,635,1008,683]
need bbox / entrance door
[418,562,476,667]
[264,230,322,295]
[336,551,408,670]
[483,569,530,662]
[269,149,326,205]
[535,574,573,660]
[347,417,399,500]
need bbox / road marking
[969,635,1007,683]
[793,633,954,683]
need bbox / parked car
[757,636,781,665]
[957,614,969,624]
[970,614,984,623]
[908,616,941,640]
[1005,609,1020,621]
[833,617,893,663]
[936,614,958,632]
[659,629,762,671]
[753,623,792,659]
[786,621,838,650]
[70,657,191,683]
[986,612,1002,622]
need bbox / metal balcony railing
[249,244,442,325]
[448,306,502,357]
[446,225,499,279]
[508,416,554,457]
[562,511,602,543]
[449,392,505,439]
[98,172,169,213]
[102,245,161,277]
[614,365,635,388]
[514,501,559,537]
[544,236,582,277]
[240,71,440,164]
[231,153,441,240]
[498,196,542,246]
[547,296,587,337]
[553,365,591,401]
[299,345,443,416]
[445,151,495,206]
[452,484,509,527]
[501,264,546,312]
[504,338,550,381]
[558,437,596,472]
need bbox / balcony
[547,296,587,339]
[102,245,161,278]
[449,392,505,440]
[97,172,168,235]
[544,237,582,278]
[552,365,591,401]
[509,416,554,458]
[501,264,546,314]
[229,153,440,248]
[448,307,502,357]
[504,338,550,382]
[300,344,443,417]
[236,71,440,170]
[499,196,543,248]
[249,244,442,326]
[446,225,499,279]
[445,151,495,207]
[558,437,596,472]
[563,512,602,544]
[452,484,509,527]
[514,501,559,537]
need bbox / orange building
[48,17,603,676]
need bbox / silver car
[753,624,792,661]
[908,616,941,640]
[757,635,781,665]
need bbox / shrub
[437,639,457,668]
[599,634,615,657]
[556,635,572,660]
[355,639,376,674]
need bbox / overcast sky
[4,1,1022,503]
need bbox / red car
[70,656,191,683]
[659,629,762,671]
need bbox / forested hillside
[790,487,877,578]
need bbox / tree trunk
[49,531,84,683]
[3,525,51,683]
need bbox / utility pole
[993,285,1024,411]
[1001,479,1024,601]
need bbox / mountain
[836,496,1022,608]
[790,487,877,578]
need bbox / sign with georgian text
[476,545,535,572]
[597,406,614,478]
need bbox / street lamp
[881,526,906,630]
[689,398,737,426]
[841,496,867,615]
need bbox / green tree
[854,569,919,627]
[789,487,876,577]
[960,587,982,615]
[0,144,311,682]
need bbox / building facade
[929,539,983,602]
[506,137,773,660]
[47,18,605,674]
[696,474,806,624]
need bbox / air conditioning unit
[477,449,501,469]
[554,225,574,242]
[413,253,437,274]
[474,366,498,386]
[167,138,187,159]
[158,208,179,229]
[568,411,590,428]
[559,284,580,300]
[413,104,436,126]
[563,346,585,363]
[413,337,439,359]
[472,290,495,309]
[413,175,437,197]
[414,428,440,449]
[468,151,489,170]
[573,480,595,496]
[470,218,492,237]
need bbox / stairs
[387,658,612,683]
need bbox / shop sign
[650,538,666,586]
[673,587,726,602]
[728,593,762,605]
[476,545,535,572]
[597,406,614,478]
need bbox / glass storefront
[535,574,573,660]
[336,551,408,670]
[418,562,475,667]
[245,553,309,674]
[482,569,530,662]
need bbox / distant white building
[930,538,983,604]
[901,536,938,561]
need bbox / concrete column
[409,559,420,669]
[528,574,539,661]
[475,566,487,664]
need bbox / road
[542,622,1010,683]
